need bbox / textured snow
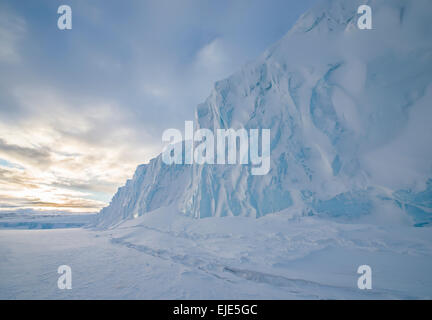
[96,0,432,227]
[2,207,432,299]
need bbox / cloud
[0,138,52,168]
[0,194,104,211]
[0,85,162,212]
[0,164,107,213]
[0,5,25,63]
[195,38,231,73]
[0,0,319,213]
[0,167,38,188]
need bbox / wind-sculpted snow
[4,208,432,298]
[96,0,432,227]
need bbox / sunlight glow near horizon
[0,0,318,213]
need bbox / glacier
[96,0,432,228]
[2,0,432,300]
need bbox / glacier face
[96,0,432,228]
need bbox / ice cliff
[96,0,432,228]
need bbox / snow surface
[1,207,432,299]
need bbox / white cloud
[0,85,162,212]
[194,38,237,81]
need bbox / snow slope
[96,0,432,227]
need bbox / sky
[0,0,318,214]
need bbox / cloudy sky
[0,0,318,214]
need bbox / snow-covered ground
[1,208,431,299]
